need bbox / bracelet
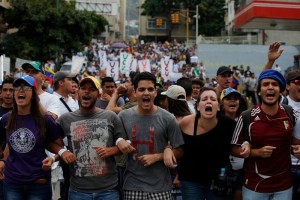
[115,138,125,146]
[241,141,249,146]
[165,145,173,150]
[0,159,6,163]
[58,149,68,157]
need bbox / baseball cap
[258,69,286,92]
[79,76,100,90]
[161,85,186,101]
[217,66,233,76]
[220,88,241,100]
[21,61,45,74]
[13,75,35,87]
[53,71,78,85]
[285,70,300,83]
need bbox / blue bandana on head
[258,69,286,92]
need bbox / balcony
[234,0,300,31]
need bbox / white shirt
[53,92,79,114]
[39,92,61,118]
[287,96,300,165]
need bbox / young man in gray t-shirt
[117,72,184,200]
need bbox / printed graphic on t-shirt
[9,128,36,153]
[131,125,155,159]
[70,118,109,177]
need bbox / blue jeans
[3,180,52,200]
[242,186,293,200]
[292,166,300,200]
[180,180,228,200]
[69,186,120,200]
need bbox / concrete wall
[197,44,300,78]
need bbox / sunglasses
[14,85,32,91]
[290,79,300,86]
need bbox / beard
[78,98,97,109]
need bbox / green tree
[1,0,108,61]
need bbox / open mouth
[17,94,25,100]
[82,95,91,100]
[142,97,151,104]
[229,103,237,108]
[266,93,275,97]
[205,104,213,112]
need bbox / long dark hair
[7,87,46,137]
[167,98,191,117]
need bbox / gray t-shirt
[57,108,126,193]
[118,107,184,192]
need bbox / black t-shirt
[0,106,12,118]
[177,114,236,186]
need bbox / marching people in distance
[0,75,74,200]
[171,87,237,200]
[56,76,126,200]
[117,72,184,200]
[231,69,300,199]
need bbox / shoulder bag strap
[59,97,72,112]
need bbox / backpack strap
[281,104,295,126]
[241,109,251,134]
[281,96,289,105]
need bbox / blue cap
[21,61,45,74]
[258,69,286,92]
[220,88,241,100]
[13,75,34,87]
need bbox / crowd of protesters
[0,40,299,200]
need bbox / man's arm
[106,84,127,114]
[262,42,284,71]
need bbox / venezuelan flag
[44,65,55,84]
[231,73,240,93]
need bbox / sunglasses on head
[290,79,300,86]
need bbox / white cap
[161,85,186,101]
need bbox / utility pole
[196,5,198,44]
[186,8,189,45]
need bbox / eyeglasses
[290,80,300,86]
[14,85,32,91]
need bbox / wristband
[58,149,68,157]
[165,145,173,150]
[241,141,249,146]
[126,140,132,145]
[0,159,6,163]
[115,138,125,145]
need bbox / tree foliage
[141,0,225,36]
[1,0,108,61]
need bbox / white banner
[71,56,85,74]
[106,61,119,81]
[120,52,132,74]
[15,58,31,69]
[98,50,108,70]
[138,59,150,73]
[160,58,174,81]
[130,59,137,73]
